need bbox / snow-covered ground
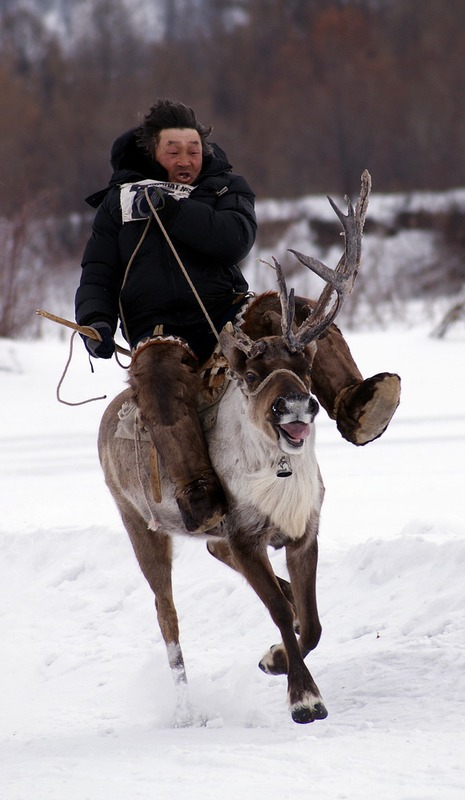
[1,319,464,800]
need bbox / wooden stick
[36,309,131,356]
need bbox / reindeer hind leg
[119,509,186,676]
[118,506,204,725]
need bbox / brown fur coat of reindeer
[98,171,373,724]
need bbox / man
[75,98,400,534]
[77,99,254,364]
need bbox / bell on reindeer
[276,456,292,478]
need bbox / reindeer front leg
[259,532,322,675]
[228,529,327,724]
[207,539,301,636]
[286,532,322,658]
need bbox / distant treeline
[1,0,465,216]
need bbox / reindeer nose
[308,397,319,418]
[272,393,318,419]
[272,396,289,415]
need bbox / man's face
[154,128,203,184]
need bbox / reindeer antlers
[230,171,371,357]
[272,256,302,352]
[276,169,372,350]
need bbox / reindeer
[98,171,371,725]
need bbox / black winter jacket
[75,129,256,351]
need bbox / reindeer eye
[245,371,258,386]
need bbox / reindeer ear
[219,327,248,371]
[262,310,283,335]
[304,341,318,363]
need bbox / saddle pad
[115,401,150,440]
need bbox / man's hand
[134,186,167,217]
[83,321,115,359]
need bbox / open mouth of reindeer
[277,420,311,448]
[272,395,318,451]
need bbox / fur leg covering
[311,325,400,445]
[129,340,227,532]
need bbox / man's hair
[137,99,213,157]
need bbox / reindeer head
[220,170,371,458]
[220,327,319,456]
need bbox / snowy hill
[0,0,240,46]
[0,0,164,42]
[245,187,465,319]
[1,318,465,799]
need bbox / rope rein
[56,331,108,406]
[144,187,220,341]
[118,213,153,345]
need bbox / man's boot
[129,339,227,533]
[333,372,401,445]
[310,324,401,446]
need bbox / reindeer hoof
[258,644,288,675]
[291,701,328,724]
[291,706,315,724]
